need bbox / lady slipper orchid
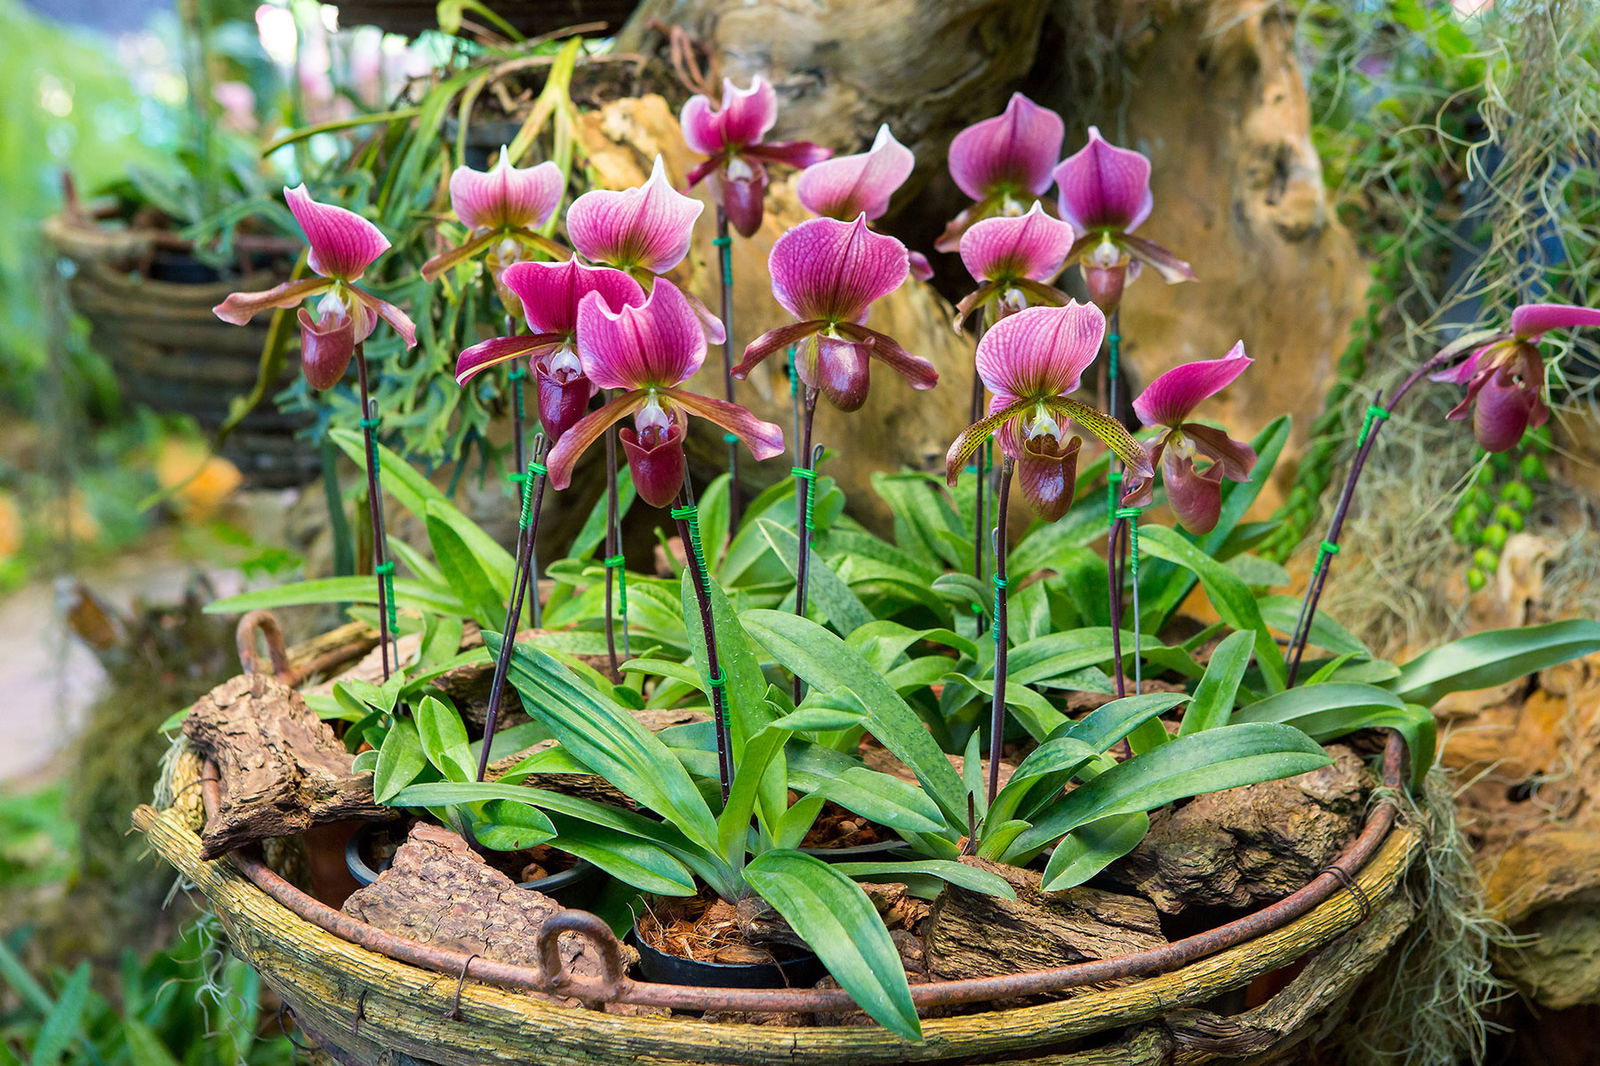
[567,157,705,276]
[420,148,566,284]
[955,202,1076,327]
[1127,343,1257,535]
[546,279,785,506]
[735,215,935,412]
[681,76,831,238]
[1052,127,1194,310]
[1432,302,1600,452]
[797,124,914,222]
[946,302,1150,520]
[937,93,1065,251]
[454,258,645,444]
[214,185,416,390]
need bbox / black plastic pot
[346,822,604,907]
[627,923,827,990]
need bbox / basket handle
[535,910,626,1004]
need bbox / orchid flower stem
[672,494,733,801]
[475,437,549,782]
[987,458,1015,807]
[603,423,622,677]
[502,304,542,630]
[1284,351,1451,684]
[969,361,987,593]
[714,209,743,529]
[353,345,393,682]
[792,389,821,705]
[1107,512,1129,699]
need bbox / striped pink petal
[1509,302,1600,340]
[769,215,908,324]
[566,157,703,274]
[796,124,914,221]
[502,257,646,337]
[1132,342,1252,428]
[448,148,563,232]
[947,93,1064,202]
[1052,127,1153,235]
[974,301,1104,401]
[959,201,1075,283]
[284,185,389,281]
[576,278,706,391]
[681,76,779,155]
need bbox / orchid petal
[454,334,558,386]
[420,229,502,283]
[1510,302,1600,340]
[908,250,934,282]
[680,287,727,346]
[502,257,646,336]
[935,193,1005,254]
[621,422,689,507]
[769,214,908,324]
[959,202,1076,284]
[566,157,703,274]
[1119,233,1196,284]
[1182,423,1256,482]
[835,323,939,391]
[974,301,1105,400]
[213,277,329,325]
[350,288,418,349]
[682,76,779,154]
[284,184,390,281]
[1052,127,1153,234]
[1132,342,1252,428]
[796,124,914,221]
[545,392,647,491]
[948,93,1064,202]
[1163,450,1224,535]
[735,321,823,377]
[297,307,357,391]
[576,278,706,391]
[660,388,786,460]
[1430,334,1508,382]
[449,149,563,232]
[1040,395,1152,476]
[945,396,1035,484]
[745,141,833,169]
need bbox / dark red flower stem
[501,298,540,630]
[674,489,733,800]
[987,458,1016,806]
[1285,352,1453,684]
[715,208,743,529]
[475,436,549,782]
[603,422,622,676]
[354,344,392,682]
[793,387,820,705]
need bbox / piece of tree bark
[1104,745,1369,915]
[924,857,1165,983]
[342,824,640,1008]
[183,673,393,860]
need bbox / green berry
[1473,548,1500,573]
[1482,523,1507,551]
[1520,454,1547,481]
[1467,567,1488,591]
[1494,505,1525,532]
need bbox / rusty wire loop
[448,955,481,1021]
[536,911,627,1005]
[235,611,295,684]
[1319,862,1373,922]
[277,1003,313,1053]
[352,989,367,1036]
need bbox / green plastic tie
[791,466,817,531]
[713,234,733,287]
[515,458,544,530]
[1107,469,1125,523]
[373,562,398,633]
[787,345,799,396]
[1356,404,1390,448]
[669,504,711,596]
[358,416,381,429]
[1113,507,1142,577]
[373,561,395,575]
[507,366,528,381]
[991,574,1008,643]
[1316,539,1342,572]
[722,432,739,444]
[706,669,726,689]
[603,554,629,617]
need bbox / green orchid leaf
[374,717,427,803]
[414,695,474,783]
[1388,619,1600,708]
[1179,629,1256,735]
[829,860,1017,899]
[1233,683,1437,785]
[1038,812,1151,890]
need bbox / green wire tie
[358,416,381,429]
[787,345,799,396]
[669,504,711,596]
[706,669,726,689]
[1317,539,1342,570]
[507,366,527,381]
[1107,469,1125,522]
[712,234,733,287]
[722,432,739,444]
[991,574,1008,643]
[1356,403,1390,448]
[603,553,629,616]
[373,561,398,634]
[791,466,817,531]
[1113,507,1142,576]
[513,459,546,529]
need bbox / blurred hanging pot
[43,206,320,489]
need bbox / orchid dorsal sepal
[796,123,914,222]
[937,93,1065,251]
[567,156,704,275]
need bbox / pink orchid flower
[682,75,831,238]
[454,258,646,444]
[546,280,785,506]
[214,185,416,390]
[735,215,935,412]
[567,157,705,276]
[1431,302,1600,452]
[955,201,1076,327]
[1052,127,1194,311]
[936,93,1065,252]
[945,301,1149,521]
[420,148,566,284]
[797,124,914,222]
[1127,343,1257,534]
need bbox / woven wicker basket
[135,621,1424,1066]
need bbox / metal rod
[354,345,392,681]
[603,423,621,677]
[987,460,1015,806]
[716,208,743,529]
[674,492,733,799]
